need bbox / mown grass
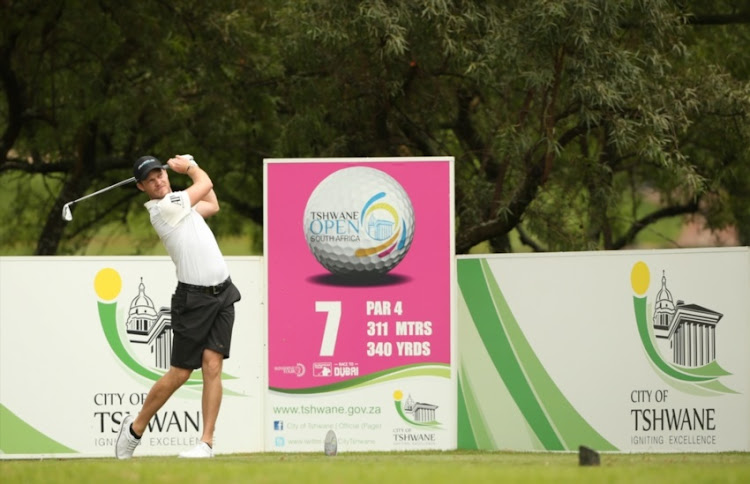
[2,451,749,484]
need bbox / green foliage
[1,0,748,254]
[1,0,277,254]
[0,172,62,253]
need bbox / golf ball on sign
[303,166,415,277]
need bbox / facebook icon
[274,420,284,431]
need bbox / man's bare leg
[200,349,224,445]
[131,366,192,436]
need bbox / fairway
[2,451,749,483]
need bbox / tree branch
[456,121,593,254]
[454,88,496,178]
[0,160,68,174]
[687,12,750,25]
[611,200,700,249]
[490,88,535,215]
[517,224,546,252]
[0,31,23,159]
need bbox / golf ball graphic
[303,166,415,277]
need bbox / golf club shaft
[66,176,136,206]
[66,162,173,207]
[61,161,178,221]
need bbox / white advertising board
[0,257,265,459]
[457,248,750,452]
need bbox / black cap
[133,156,163,182]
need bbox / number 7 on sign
[315,301,341,356]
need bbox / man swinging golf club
[115,154,241,459]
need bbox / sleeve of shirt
[156,191,192,227]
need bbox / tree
[271,0,750,252]
[678,0,750,245]
[2,0,749,255]
[1,0,274,254]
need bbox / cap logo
[137,158,156,171]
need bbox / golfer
[115,154,241,459]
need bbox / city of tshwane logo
[393,390,440,428]
[630,262,735,395]
[93,268,235,388]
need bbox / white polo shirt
[145,190,229,286]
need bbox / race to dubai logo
[630,262,735,395]
[93,268,236,389]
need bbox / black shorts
[169,278,242,370]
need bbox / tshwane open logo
[303,166,415,278]
[93,268,236,389]
[630,262,736,395]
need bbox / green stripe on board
[457,259,563,450]
[456,360,497,449]
[481,260,617,451]
[0,404,76,454]
[456,371,478,449]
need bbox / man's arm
[195,188,220,219]
[166,155,220,218]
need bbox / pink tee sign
[265,158,454,391]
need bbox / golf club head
[62,203,73,222]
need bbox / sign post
[264,158,456,452]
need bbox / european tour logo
[630,262,736,395]
[93,268,236,389]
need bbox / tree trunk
[34,171,91,255]
[35,124,98,254]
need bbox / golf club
[62,174,138,222]
[61,155,191,222]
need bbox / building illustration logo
[393,390,440,428]
[630,262,735,395]
[93,267,236,389]
[126,278,173,369]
